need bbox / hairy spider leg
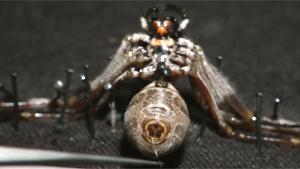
[187,45,300,147]
[174,36,300,146]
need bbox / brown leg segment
[188,51,300,147]
[190,73,300,146]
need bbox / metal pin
[54,80,64,89]
[81,65,95,141]
[104,82,113,91]
[56,69,74,128]
[83,64,90,76]
[11,73,20,130]
[255,92,263,154]
[80,74,86,82]
[64,69,74,90]
[216,56,223,68]
[54,80,63,100]
[272,97,281,120]
[81,65,90,88]
[63,68,74,103]
[82,65,91,89]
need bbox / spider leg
[89,34,148,99]
[224,114,300,136]
[0,33,150,139]
[188,42,300,147]
[189,75,300,146]
[67,33,149,140]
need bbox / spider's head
[140,5,189,39]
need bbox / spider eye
[150,20,169,37]
[163,19,174,30]
[151,20,160,29]
[149,17,179,38]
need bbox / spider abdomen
[124,81,190,158]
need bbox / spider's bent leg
[188,56,234,137]
[81,67,139,142]
[187,44,300,146]
[224,113,300,137]
[178,37,300,129]
[0,33,149,130]
[197,57,300,139]
[69,33,150,138]
[89,33,150,100]
[178,38,253,122]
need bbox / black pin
[272,97,281,120]
[81,64,96,141]
[0,75,20,130]
[56,69,74,129]
[53,80,63,101]
[83,64,90,79]
[255,92,263,154]
[216,56,223,68]
[64,69,74,92]
[104,82,113,91]
[11,73,20,130]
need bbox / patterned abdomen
[124,82,190,158]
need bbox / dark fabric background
[0,2,300,168]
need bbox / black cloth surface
[0,2,300,168]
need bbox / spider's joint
[177,38,194,49]
[181,66,190,75]
[128,68,140,78]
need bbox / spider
[0,5,300,159]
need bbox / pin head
[54,80,64,89]
[104,82,113,91]
[66,69,74,74]
[80,74,86,81]
[83,64,90,70]
[11,73,18,77]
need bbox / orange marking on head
[157,26,168,36]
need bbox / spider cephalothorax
[140,5,190,39]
